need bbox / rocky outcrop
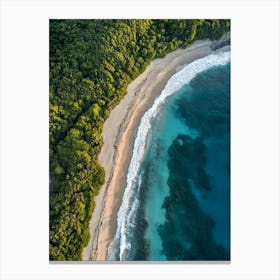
[211,32,230,50]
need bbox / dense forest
[49,19,230,260]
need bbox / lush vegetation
[49,19,230,260]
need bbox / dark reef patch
[158,134,229,260]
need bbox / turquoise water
[107,52,230,261]
[142,91,199,260]
[156,64,230,260]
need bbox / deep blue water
[143,62,230,260]
[107,53,230,261]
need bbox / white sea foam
[107,51,230,261]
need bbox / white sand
[82,40,230,261]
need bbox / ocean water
[107,51,230,261]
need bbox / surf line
[107,51,231,261]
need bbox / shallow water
[156,63,230,260]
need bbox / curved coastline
[109,51,230,261]
[83,38,231,261]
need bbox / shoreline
[82,38,230,261]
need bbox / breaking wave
[107,51,230,261]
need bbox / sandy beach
[82,38,230,261]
